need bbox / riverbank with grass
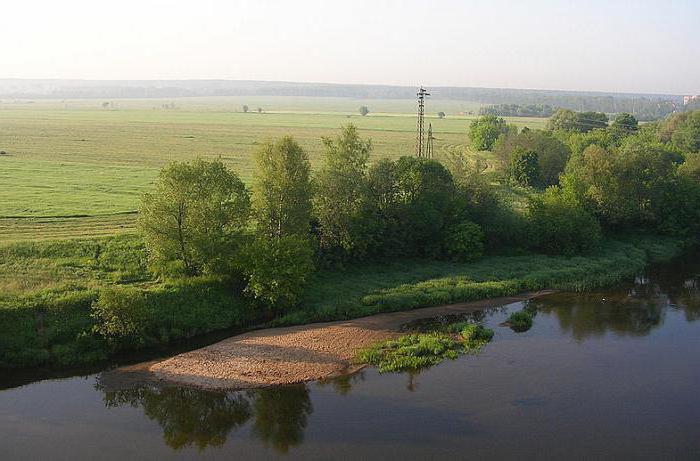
[0,233,690,371]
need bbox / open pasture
[0,96,547,241]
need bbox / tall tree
[314,125,374,259]
[139,158,250,276]
[252,136,312,239]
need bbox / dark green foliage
[359,106,369,116]
[355,323,494,373]
[576,112,609,132]
[548,109,607,133]
[469,115,509,151]
[508,148,540,187]
[498,129,570,187]
[506,309,534,332]
[240,236,315,312]
[527,187,602,255]
[658,110,700,153]
[611,113,639,135]
[367,157,455,257]
[443,221,485,262]
[92,286,151,347]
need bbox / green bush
[506,310,534,332]
[528,187,602,255]
[443,221,485,262]
[241,236,315,312]
[92,286,152,347]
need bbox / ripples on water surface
[1,256,699,460]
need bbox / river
[1,255,699,460]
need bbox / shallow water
[1,256,699,460]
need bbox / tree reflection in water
[531,267,700,340]
[98,382,314,453]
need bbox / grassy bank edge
[0,235,689,370]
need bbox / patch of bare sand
[111,291,552,391]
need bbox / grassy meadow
[0,96,546,241]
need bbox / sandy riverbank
[104,291,552,391]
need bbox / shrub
[443,221,485,262]
[508,148,540,187]
[528,187,602,255]
[241,236,315,312]
[506,310,534,332]
[91,286,152,347]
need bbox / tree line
[139,109,700,316]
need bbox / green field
[0,96,547,242]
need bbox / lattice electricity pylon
[426,123,434,159]
[416,86,430,157]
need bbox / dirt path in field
[106,291,552,391]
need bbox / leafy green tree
[508,148,540,187]
[671,110,700,153]
[240,235,314,312]
[611,113,639,134]
[497,129,569,187]
[527,187,602,255]
[437,111,446,119]
[547,109,580,131]
[679,152,700,181]
[139,159,250,276]
[577,112,608,132]
[359,106,369,116]
[562,138,680,230]
[468,115,509,151]
[443,221,485,262]
[367,158,398,213]
[314,125,375,260]
[392,157,455,256]
[252,136,312,239]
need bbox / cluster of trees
[479,104,554,118]
[469,108,700,252]
[140,109,700,315]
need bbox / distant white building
[683,95,699,105]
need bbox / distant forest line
[0,79,695,120]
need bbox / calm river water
[1,255,699,460]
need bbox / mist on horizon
[3,0,699,95]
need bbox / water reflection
[531,263,699,340]
[98,382,314,453]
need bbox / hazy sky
[4,0,699,94]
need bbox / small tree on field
[359,106,369,116]
[437,111,446,119]
[139,158,250,276]
[257,107,263,113]
[242,105,249,113]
